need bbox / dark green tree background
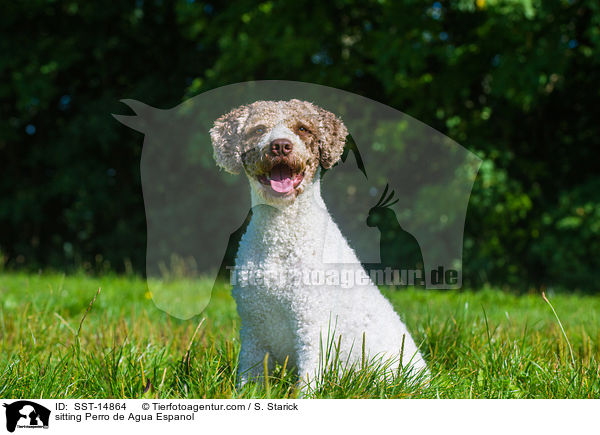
[1,0,598,291]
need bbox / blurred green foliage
[1,0,598,291]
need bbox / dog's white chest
[231,200,333,361]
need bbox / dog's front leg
[237,326,272,389]
[294,339,322,394]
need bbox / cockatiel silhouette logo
[113,81,481,319]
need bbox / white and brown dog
[210,99,427,388]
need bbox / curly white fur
[211,100,428,388]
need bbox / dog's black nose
[270,139,293,156]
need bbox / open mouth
[258,163,304,195]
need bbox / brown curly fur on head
[210,105,250,174]
[314,105,348,169]
[210,100,348,176]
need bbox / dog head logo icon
[3,401,50,432]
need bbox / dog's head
[210,99,347,205]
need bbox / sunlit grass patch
[1,272,599,398]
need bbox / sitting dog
[210,99,427,388]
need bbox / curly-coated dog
[210,99,427,388]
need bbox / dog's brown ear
[210,105,250,174]
[317,107,348,169]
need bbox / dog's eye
[297,126,310,134]
[250,126,266,135]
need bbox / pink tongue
[269,165,293,193]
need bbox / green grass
[1,272,599,398]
